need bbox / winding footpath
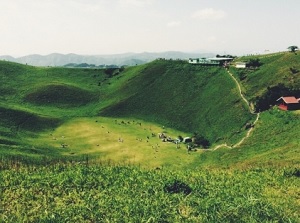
[211,69,260,150]
[227,70,252,113]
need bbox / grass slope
[197,108,300,168]
[231,52,300,109]
[1,163,299,222]
[100,60,252,144]
[0,56,300,221]
[0,60,106,116]
[24,84,97,108]
[0,59,252,160]
[0,105,62,158]
[0,57,299,168]
[0,106,61,133]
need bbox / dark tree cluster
[193,133,210,149]
[216,54,236,59]
[247,58,262,68]
[104,68,120,78]
[287,45,298,53]
[254,84,300,112]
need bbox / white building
[188,57,233,65]
[235,62,247,68]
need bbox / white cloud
[192,8,226,20]
[167,21,181,27]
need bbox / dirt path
[231,112,260,148]
[210,69,260,150]
[227,70,252,112]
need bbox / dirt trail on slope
[231,112,260,148]
[227,70,252,113]
[211,69,260,150]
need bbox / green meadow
[0,59,254,163]
[27,116,197,169]
[1,164,299,222]
[0,52,299,222]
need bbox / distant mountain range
[0,52,214,67]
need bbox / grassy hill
[0,54,299,167]
[0,59,253,160]
[100,60,252,143]
[24,83,97,107]
[197,108,300,168]
[231,52,300,111]
[0,53,299,221]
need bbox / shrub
[290,67,299,74]
[193,133,210,149]
[104,68,119,78]
[247,58,262,68]
[164,179,192,195]
[284,168,300,178]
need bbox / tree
[247,58,262,68]
[104,68,119,78]
[193,133,210,149]
[287,45,298,53]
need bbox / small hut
[276,96,300,110]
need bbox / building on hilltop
[189,58,219,65]
[276,96,300,110]
[235,62,247,68]
[188,57,233,66]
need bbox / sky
[0,0,299,57]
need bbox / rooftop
[208,57,234,61]
[277,96,299,104]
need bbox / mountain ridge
[0,51,214,67]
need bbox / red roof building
[276,96,300,110]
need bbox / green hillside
[0,59,253,160]
[0,54,299,167]
[100,60,252,143]
[0,53,299,222]
[198,108,300,168]
[231,52,300,111]
[24,83,97,107]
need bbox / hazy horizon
[1,0,299,57]
[1,50,215,58]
